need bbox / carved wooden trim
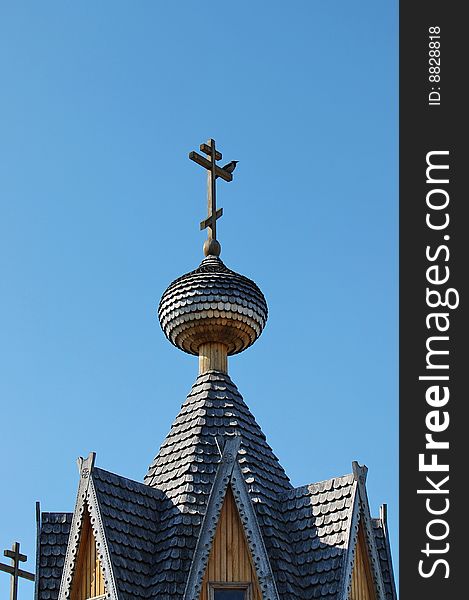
[58,454,118,600]
[230,461,280,600]
[341,479,361,600]
[58,454,94,600]
[341,464,386,600]
[355,482,386,600]
[86,478,118,600]
[183,436,241,600]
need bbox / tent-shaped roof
[38,373,396,600]
[144,371,293,597]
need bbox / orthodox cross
[0,542,35,600]
[189,139,236,256]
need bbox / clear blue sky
[0,2,398,598]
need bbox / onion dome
[158,254,268,356]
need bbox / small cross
[189,139,235,256]
[0,542,35,600]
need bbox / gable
[70,507,106,600]
[350,523,376,600]
[199,486,262,600]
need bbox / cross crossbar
[188,139,236,256]
[0,542,35,600]
[199,143,222,161]
[0,563,35,582]
[200,208,223,231]
[188,151,232,182]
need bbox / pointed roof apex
[145,370,290,497]
[76,451,96,478]
[352,460,368,483]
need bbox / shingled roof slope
[42,465,394,600]
[36,512,72,600]
[372,518,397,600]
[144,370,295,598]
[91,468,162,600]
[279,474,356,600]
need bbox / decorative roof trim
[339,473,360,600]
[379,505,398,600]
[183,435,241,600]
[86,477,119,600]
[58,453,94,600]
[230,460,281,600]
[184,434,280,600]
[356,473,387,600]
[58,453,119,600]
[340,462,387,600]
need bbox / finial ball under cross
[203,238,221,258]
[189,139,237,257]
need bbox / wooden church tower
[35,140,397,600]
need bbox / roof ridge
[279,473,355,499]
[93,466,163,498]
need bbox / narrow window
[214,590,245,600]
[209,583,250,600]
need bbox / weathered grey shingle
[37,513,72,600]
[92,468,162,600]
[372,518,397,600]
[279,474,356,600]
[158,255,268,355]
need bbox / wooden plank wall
[70,509,106,600]
[199,487,262,600]
[349,524,376,600]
